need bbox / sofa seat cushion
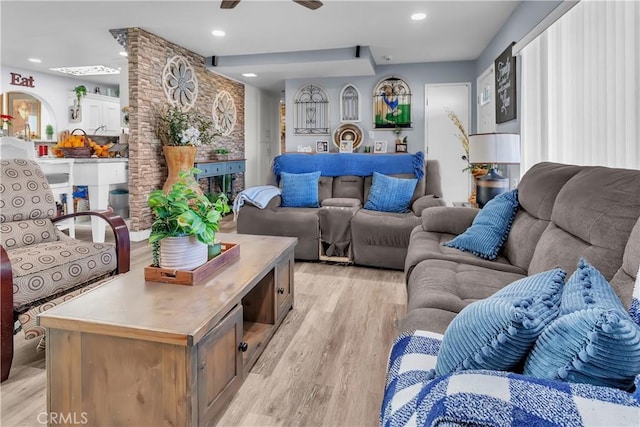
[398,308,457,335]
[382,330,640,427]
[350,209,420,270]
[8,239,117,310]
[352,209,420,248]
[407,259,527,317]
[405,228,528,280]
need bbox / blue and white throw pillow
[280,171,321,208]
[524,260,640,390]
[435,268,566,376]
[630,265,640,327]
[444,189,519,260]
[364,171,418,213]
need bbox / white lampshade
[468,133,521,164]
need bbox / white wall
[285,61,476,155]
[244,85,280,186]
[0,65,119,137]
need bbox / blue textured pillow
[524,260,640,390]
[280,171,321,208]
[364,172,417,213]
[435,268,566,376]
[561,258,627,315]
[444,189,519,260]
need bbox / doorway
[425,83,471,204]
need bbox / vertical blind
[520,0,639,173]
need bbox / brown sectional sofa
[237,159,445,270]
[401,161,640,335]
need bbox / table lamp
[468,133,520,208]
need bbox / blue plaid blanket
[272,151,425,183]
[382,330,640,427]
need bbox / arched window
[373,76,412,129]
[340,84,360,122]
[293,84,329,135]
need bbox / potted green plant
[45,124,54,140]
[148,168,229,269]
[74,85,87,105]
[156,105,220,193]
[213,147,231,161]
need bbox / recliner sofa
[382,162,640,425]
[237,153,445,270]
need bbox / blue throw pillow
[435,268,566,376]
[444,189,519,260]
[364,172,417,213]
[561,258,627,315]
[524,260,640,390]
[280,171,321,208]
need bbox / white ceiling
[1,0,520,93]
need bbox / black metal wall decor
[373,76,412,128]
[495,42,517,123]
[293,84,330,134]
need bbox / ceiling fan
[221,1,323,10]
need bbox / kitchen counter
[37,157,129,243]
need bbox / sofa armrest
[412,195,446,216]
[53,210,130,274]
[422,206,479,234]
[244,195,282,210]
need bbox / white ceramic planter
[159,235,208,270]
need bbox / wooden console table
[194,159,246,200]
[39,233,296,427]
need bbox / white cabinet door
[103,102,120,134]
[84,98,103,133]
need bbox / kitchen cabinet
[69,92,121,135]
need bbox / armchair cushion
[8,238,117,309]
[0,219,59,250]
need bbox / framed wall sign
[374,141,387,153]
[3,91,41,138]
[495,42,517,123]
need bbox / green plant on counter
[148,168,229,266]
[74,85,87,105]
[45,124,54,136]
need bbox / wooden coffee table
[39,233,297,427]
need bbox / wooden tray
[144,242,240,286]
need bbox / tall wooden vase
[162,145,198,194]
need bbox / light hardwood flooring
[0,217,407,427]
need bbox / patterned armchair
[0,159,130,381]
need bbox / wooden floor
[0,217,406,427]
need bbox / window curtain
[520,0,639,174]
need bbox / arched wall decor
[162,55,198,109]
[340,84,360,122]
[373,76,412,128]
[293,84,329,135]
[212,90,237,136]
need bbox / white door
[477,65,497,133]
[425,83,471,204]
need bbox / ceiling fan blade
[293,1,323,10]
[220,1,240,9]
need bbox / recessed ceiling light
[49,65,120,76]
[242,73,257,78]
[28,58,42,63]
[411,12,427,21]
[119,51,128,57]
[211,30,226,37]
